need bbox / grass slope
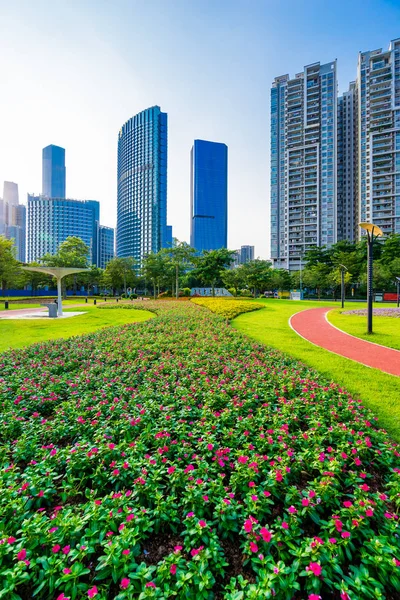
[0,303,154,352]
[233,300,400,441]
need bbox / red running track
[290,307,400,377]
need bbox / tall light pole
[396,276,400,309]
[339,264,348,309]
[359,223,383,334]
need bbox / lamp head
[359,222,383,237]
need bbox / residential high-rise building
[190,139,228,252]
[271,61,338,270]
[42,145,66,199]
[27,196,100,263]
[337,82,358,242]
[117,106,168,263]
[1,182,26,261]
[240,245,255,264]
[98,225,115,269]
[357,39,400,236]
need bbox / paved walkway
[0,302,92,319]
[290,307,400,377]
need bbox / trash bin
[40,303,58,318]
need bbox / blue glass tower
[190,140,228,252]
[117,106,168,262]
[42,145,66,198]
[98,225,115,268]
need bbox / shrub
[240,289,253,297]
[191,297,264,319]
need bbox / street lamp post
[359,223,383,334]
[339,264,348,309]
[396,277,400,309]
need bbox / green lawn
[328,307,400,351]
[233,299,400,441]
[0,304,154,352]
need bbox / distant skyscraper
[27,196,99,264]
[42,145,66,198]
[240,245,254,263]
[165,225,173,248]
[271,61,338,270]
[356,39,400,236]
[190,139,228,252]
[1,181,26,261]
[98,225,115,269]
[117,106,168,263]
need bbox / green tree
[381,233,400,263]
[302,264,330,300]
[269,268,291,292]
[0,235,20,293]
[192,249,236,296]
[41,236,90,267]
[18,261,53,295]
[103,257,137,295]
[142,252,168,299]
[221,266,246,297]
[241,259,272,296]
[164,241,196,299]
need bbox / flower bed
[342,308,400,318]
[0,301,399,600]
[191,298,265,320]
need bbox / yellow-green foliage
[191,297,264,319]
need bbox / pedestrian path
[290,307,400,377]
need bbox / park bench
[40,302,58,318]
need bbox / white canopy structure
[21,267,89,316]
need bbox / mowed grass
[233,299,400,441]
[0,303,154,352]
[329,307,400,351]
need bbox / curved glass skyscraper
[117,106,168,262]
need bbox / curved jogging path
[290,307,400,377]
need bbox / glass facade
[42,145,66,199]
[190,139,228,252]
[116,106,168,263]
[27,196,100,264]
[98,225,115,269]
[1,181,26,261]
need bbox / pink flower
[248,481,255,488]
[343,501,352,508]
[174,545,182,553]
[260,527,272,543]
[49,527,58,533]
[170,564,177,575]
[190,545,204,556]
[329,538,337,544]
[145,582,156,588]
[302,498,309,507]
[249,541,258,553]
[57,595,70,600]
[393,559,400,567]
[167,466,175,474]
[282,521,289,530]
[52,545,61,553]
[112,469,119,476]
[340,593,351,600]
[198,520,207,528]
[7,537,16,544]
[187,512,195,518]
[202,495,209,501]
[62,545,70,555]
[244,519,253,533]
[288,505,297,514]
[308,562,322,576]
[251,495,258,502]
[88,587,98,598]
[341,531,351,539]
[309,595,322,600]
[238,455,248,464]
[63,568,72,574]
[17,549,26,560]
[276,471,283,482]
[122,549,130,555]
[120,578,130,589]
[366,508,374,517]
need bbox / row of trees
[2,233,400,298]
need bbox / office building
[117,106,168,263]
[271,61,338,270]
[240,245,254,263]
[27,196,99,264]
[42,145,66,199]
[190,139,228,252]
[357,39,400,236]
[0,181,26,261]
[98,225,115,269]
[165,225,173,249]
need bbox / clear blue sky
[1,0,399,258]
